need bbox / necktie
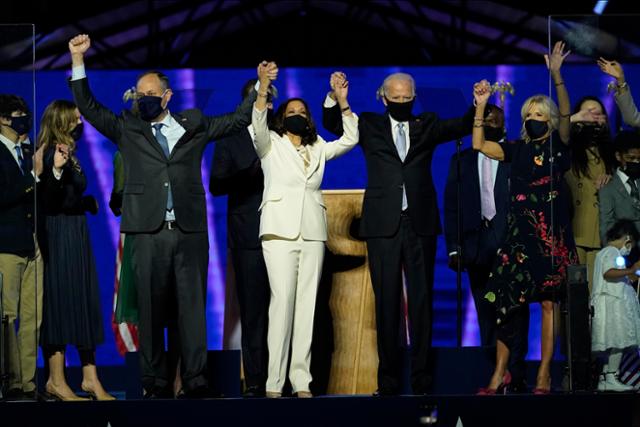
[152,123,173,211]
[481,154,496,220]
[629,177,639,201]
[396,123,408,210]
[14,144,25,174]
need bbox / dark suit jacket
[209,128,263,249]
[70,77,256,233]
[0,141,37,256]
[443,148,510,265]
[324,104,474,237]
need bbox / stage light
[593,0,608,15]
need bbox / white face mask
[620,241,632,257]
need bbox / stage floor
[2,393,639,427]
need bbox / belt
[163,220,177,230]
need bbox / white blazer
[252,105,359,241]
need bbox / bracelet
[341,106,351,112]
[257,92,268,98]
[618,81,628,90]
[473,124,484,128]
[554,81,565,86]
[560,113,571,118]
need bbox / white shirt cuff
[71,65,86,81]
[323,94,337,108]
[30,170,39,183]
[448,251,458,257]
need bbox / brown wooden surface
[323,190,378,395]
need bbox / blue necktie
[396,123,408,210]
[152,123,173,211]
[14,145,25,174]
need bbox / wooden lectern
[322,190,378,395]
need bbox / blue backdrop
[2,63,636,366]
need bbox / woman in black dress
[473,42,580,394]
[38,100,114,401]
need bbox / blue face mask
[136,91,167,121]
[9,114,32,136]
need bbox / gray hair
[376,73,416,100]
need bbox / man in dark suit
[0,94,46,400]
[68,34,275,398]
[443,104,529,392]
[209,79,275,398]
[324,72,479,395]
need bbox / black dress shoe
[507,380,528,394]
[243,385,265,398]
[373,387,398,397]
[143,388,174,399]
[180,386,214,399]
[4,388,23,400]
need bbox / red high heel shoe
[476,371,512,395]
[532,376,551,395]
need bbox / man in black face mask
[68,34,269,399]
[443,104,529,393]
[209,79,277,398]
[599,130,640,254]
[323,72,478,396]
[0,94,45,400]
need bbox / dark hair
[606,219,640,244]
[137,70,170,91]
[271,98,318,146]
[242,78,277,103]
[0,94,30,119]
[614,130,640,155]
[484,104,504,124]
[569,96,615,178]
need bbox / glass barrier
[0,24,37,400]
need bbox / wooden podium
[322,190,378,395]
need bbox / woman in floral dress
[472,42,580,394]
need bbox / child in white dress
[592,219,640,392]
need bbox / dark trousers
[230,248,270,389]
[467,264,497,347]
[367,214,436,393]
[130,226,209,393]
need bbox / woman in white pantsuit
[253,64,358,397]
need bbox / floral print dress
[485,132,578,323]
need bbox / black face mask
[70,123,84,141]
[9,114,32,136]
[484,126,505,142]
[524,119,549,140]
[137,95,166,122]
[385,98,415,122]
[283,114,310,136]
[624,162,640,180]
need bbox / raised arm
[545,41,571,144]
[323,72,359,160]
[252,61,278,158]
[68,34,123,142]
[472,80,504,160]
[321,72,348,137]
[599,59,640,128]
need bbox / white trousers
[262,235,324,393]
